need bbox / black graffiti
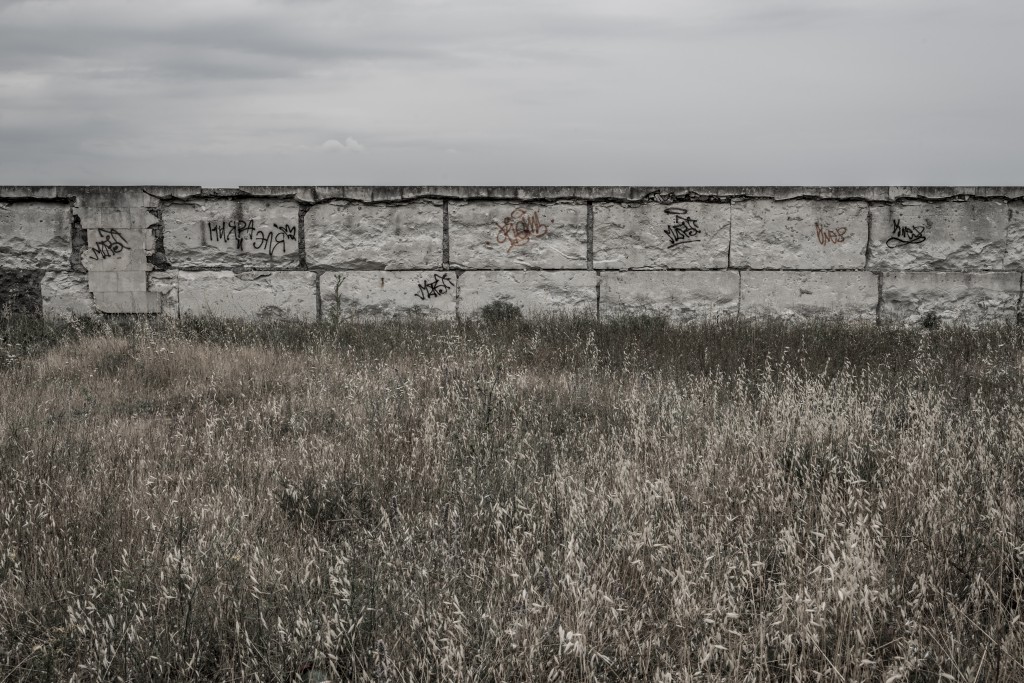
[816,222,847,246]
[87,228,131,260]
[886,219,926,248]
[495,208,550,252]
[205,220,297,256]
[207,219,254,248]
[275,223,297,241]
[664,208,701,248]
[414,273,454,300]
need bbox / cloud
[322,137,365,153]
[0,0,1023,184]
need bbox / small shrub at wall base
[1,313,1023,681]
[479,299,523,324]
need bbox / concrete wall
[2,186,1023,325]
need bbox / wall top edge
[3,186,1024,202]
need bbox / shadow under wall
[0,268,43,315]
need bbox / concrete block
[1003,201,1024,270]
[78,207,159,233]
[87,270,147,292]
[868,200,1007,271]
[593,202,730,270]
[163,199,300,268]
[149,271,179,318]
[94,291,163,314]
[41,272,95,318]
[880,272,1020,326]
[140,186,203,201]
[83,226,150,272]
[0,202,72,270]
[319,271,456,320]
[305,201,443,269]
[449,201,587,269]
[740,271,878,321]
[178,271,316,320]
[731,200,868,270]
[0,187,60,200]
[889,187,977,200]
[458,271,597,317]
[73,188,160,208]
[600,271,739,321]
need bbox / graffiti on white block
[87,228,132,261]
[414,273,454,300]
[887,219,927,248]
[204,220,297,256]
[815,222,848,246]
[663,208,701,248]
[495,208,550,252]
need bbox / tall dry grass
[1,312,1023,681]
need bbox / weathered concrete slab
[305,201,443,270]
[600,271,739,320]
[80,207,157,273]
[319,271,456,319]
[889,187,978,200]
[41,272,94,318]
[1003,202,1024,270]
[449,202,587,269]
[868,200,1007,271]
[593,202,730,270]
[740,271,878,321]
[289,186,895,202]
[72,188,160,208]
[87,271,147,293]
[459,271,597,317]
[149,271,179,318]
[0,202,72,270]
[140,186,203,201]
[880,272,1020,325]
[0,187,61,200]
[94,291,162,314]
[163,199,300,268]
[178,271,317,320]
[731,200,868,270]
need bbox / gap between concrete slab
[442,200,450,269]
[586,202,594,270]
[297,204,309,270]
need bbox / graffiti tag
[815,223,847,246]
[87,228,131,260]
[414,273,454,300]
[664,207,701,248]
[495,208,549,252]
[205,220,297,256]
[886,219,926,248]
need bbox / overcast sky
[1,0,1021,186]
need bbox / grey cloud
[1,0,1023,184]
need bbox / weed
[1,313,1023,680]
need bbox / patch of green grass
[1,313,1023,680]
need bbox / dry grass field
[1,310,1023,681]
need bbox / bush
[478,299,523,324]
